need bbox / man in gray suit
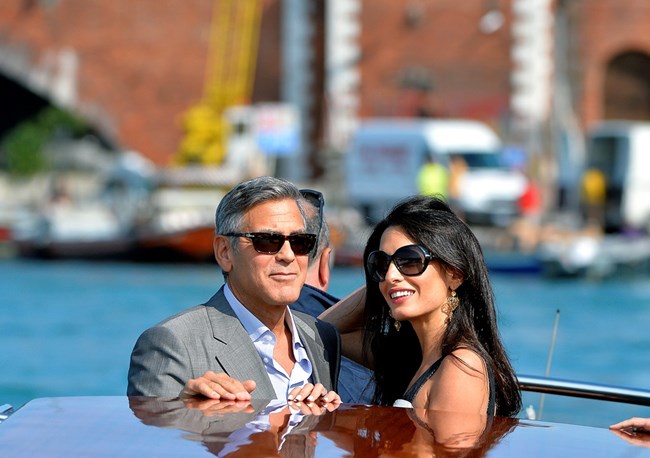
[128,176,341,403]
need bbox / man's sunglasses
[225,232,317,255]
[300,189,324,235]
[366,244,433,282]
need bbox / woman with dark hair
[322,195,521,416]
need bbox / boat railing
[518,374,650,406]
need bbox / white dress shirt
[224,284,313,400]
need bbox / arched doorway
[0,73,50,138]
[603,51,650,120]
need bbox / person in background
[127,176,341,405]
[508,169,543,252]
[580,167,606,228]
[290,189,337,317]
[290,189,375,404]
[447,154,467,218]
[417,156,448,199]
[321,195,521,416]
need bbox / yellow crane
[174,0,261,165]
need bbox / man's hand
[180,371,256,400]
[287,382,341,405]
[290,398,341,416]
[182,397,257,416]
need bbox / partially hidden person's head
[300,188,332,291]
[362,195,521,415]
[213,176,317,311]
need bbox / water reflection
[316,405,517,456]
[130,397,331,457]
[129,397,518,456]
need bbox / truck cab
[582,120,650,233]
[344,118,527,225]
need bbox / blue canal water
[2,258,650,428]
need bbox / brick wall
[357,0,650,137]
[0,0,280,165]
[2,0,650,165]
[566,0,650,128]
[357,0,513,133]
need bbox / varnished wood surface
[0,396,646,456]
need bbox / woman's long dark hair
[361,195,522,416]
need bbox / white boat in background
[13,202,136,259]
[12,151,153,259]
[11,153,227,262]
[12,201,219,262]
[538,233,650,278]
[134,203,218,262]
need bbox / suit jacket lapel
[292,314,330,389]
[204,289,276,399]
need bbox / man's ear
[317,247,332,291]
[214,235,233,273]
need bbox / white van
[583,121,650,232]
[344,118,527,224]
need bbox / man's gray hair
[215,176,307,236]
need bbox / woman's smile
[389,288,415,301]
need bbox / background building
[1,0,649,192]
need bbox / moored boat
[538,233,650,278]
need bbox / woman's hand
[610,417,650,432]
[610,417,650,448]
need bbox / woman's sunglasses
[225,232,317,255]
[366,244,433,282]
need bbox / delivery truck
[345,118,527,224]
[582,120,650,233]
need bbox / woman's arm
[319,286,369,366]
[320,286,366,331]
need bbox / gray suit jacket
[127,287,341,398]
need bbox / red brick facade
[1,0,649,166]
[357,0,650,137]
[358,0,513,129]
[0,0,280,165]
[1,2,211,163]
[565,0,650,126]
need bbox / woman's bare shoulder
[443,348,487,377]
[422,348,489,412]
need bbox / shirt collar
[224,283,304,348]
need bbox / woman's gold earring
[442,290,460,323]
[388,308,401,332]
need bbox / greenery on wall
[1,106,89,177]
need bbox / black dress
[394,354,496,415]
